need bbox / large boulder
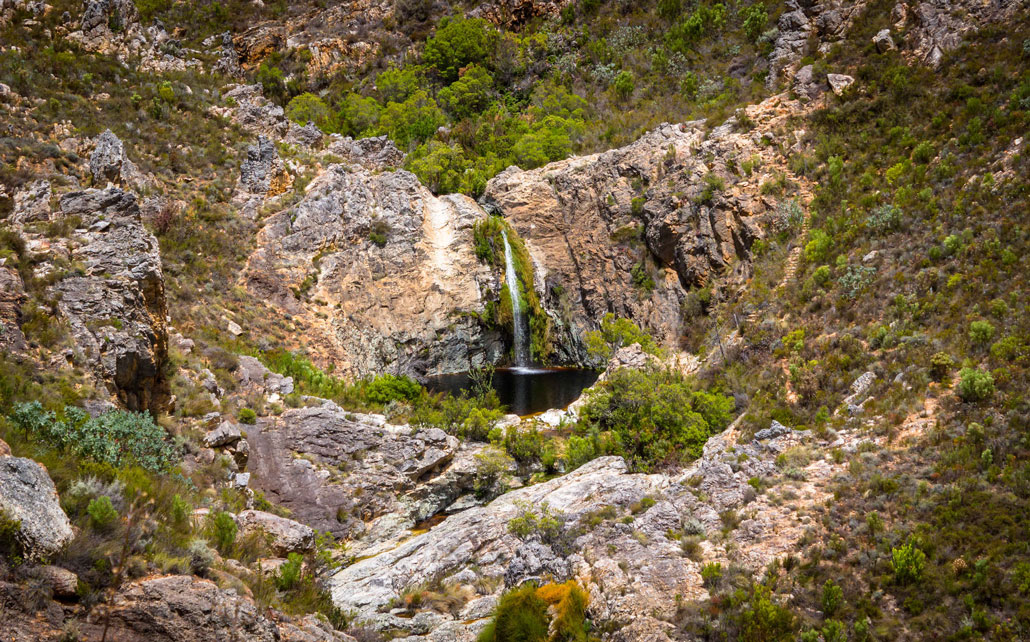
[237,510,315,555]
[53,188,169,412]
[0,456,74,559]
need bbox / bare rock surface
[11,179,51,223]
[52,188,169,412]
[0,456,74,559]
[245,404,473,540]
[243,164,499,378]
[0,266,27,352]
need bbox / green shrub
[187,538,216,575]
[613,71,635,99]
[8,403,178,473]
[866,204,901,234]
[812,265,831,286]
[209,511,238,555]
[238,407,257,424]
[438,64,494,119]
[477,583,549,642]
[741,3,768,42]
[583,313,661,360]
[423,15,496,82]
[990,335,1025,362]
[580,367,733,471]
[956,368,995,402]
[930,352,953,381]
[821,580,843,616]
[507,501,565,545]
[911,141,935,163]
[804,229,832,263]
[701,561,723,588]
[891,541,927,585]
[276,552,304,591]
[286,93,333,130]
[366,374,423,405]
[87,496,119,530]
[968,320,995,345]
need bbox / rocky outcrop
[470,0,573,28]
[0,455,74,560]
[11,179,51,223]
[220,84,326,148]
[244,403,478,541]
[325,135,405,170]
[90,129,146,189]
[234,135,292,218]
[243,164,500,377]
[482,121,768,356]
[53,188,169,412]
[0,267,27,352]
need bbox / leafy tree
[423,15,497,82]
[438,64,494,119]
[375,66,423,103]
[378,90,446,148]
[741,3,768,42]
[337,92,381,137]
[286,92,332,130]
[407,140,490,195]
[256,62,288,104]
[583,313,661,360]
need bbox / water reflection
[425,368,600,416]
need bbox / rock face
[53,188,169,412]
[330,456,666,632]
[11,179,51,223]
[482,122,766,357]
[244,403,476,541]
[101,575,279,642]
[244,164,500,378]
[0,456,74,560]
[469,0,573,28]
[325,135,406,170]
[239,136,292,197]
[0,267,27,352]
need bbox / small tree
[583,313,661,360]
[957,368,995,402]
[891,541,927,584]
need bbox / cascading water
[501,229,530,367]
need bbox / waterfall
[501,229,530,367]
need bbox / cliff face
[244,163,503,378]
[244,93,806,373]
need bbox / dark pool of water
[425,367,601,416]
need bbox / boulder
[100,575,279,642]
[827,73,855,96]
[204,421,243,448]
[236,355,294,395]
[0,456,74,559]
[792,64,823,100]
[237,510,315,555]
[325,135,406,170]
[873,28,896,52]
[39,565,79,598]
[53,188,169,412]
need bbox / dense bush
[580,367,733,471]
[365,374,423,405]
[423,15,497,82]
[8,402,178,473]
[583,313,661,360]
[956,367,995,402]
[478,580,590,642]
[891,541,927,585]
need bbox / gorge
[0,1,1028,641]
